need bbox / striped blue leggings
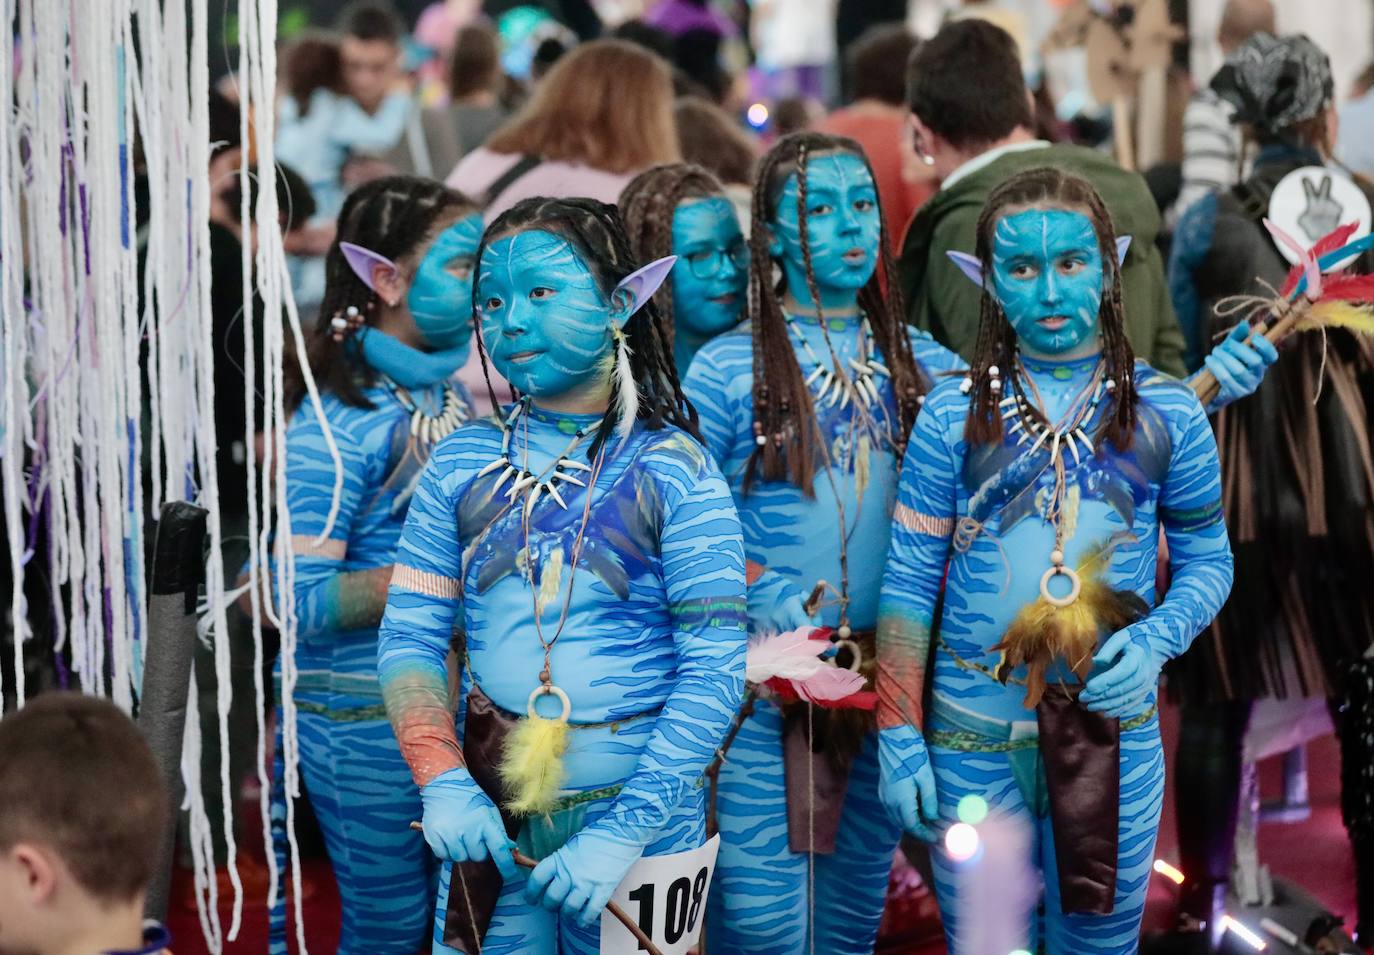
[927,703,1165,953]
[270,709,434,954]
[705,702,901,954]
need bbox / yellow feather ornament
[991,544,1148,708]
[500,709,569,815]
[1297,299,1374,335]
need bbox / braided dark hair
[963,167,1138,450]
[284,175,479,414]
[619,162,728,342]
[472,196,700,460]
[745,131,927,496]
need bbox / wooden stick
[703,688,758,838]
[803,580,828,618]
[408,822,662,954]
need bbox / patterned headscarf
[1211,33,1334,140]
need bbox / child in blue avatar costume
[375,196,747,954]
[275,175,482,954]
[876,167,1237,953]
[620,163,751,380]
[682,131,964,955]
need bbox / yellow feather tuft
[1298,300,1374,336]
[991,548,1149,707]
[536,547,564,618]
[500,713,569,815]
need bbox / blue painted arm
[683,339,814,633]
[1135,394,1234,662]
[596,462,747,845]
[284,405,391,637]
[874,388,961,838]
[378,437,468,788]
[1192,321,1279,413]
[875,387,960,734]
[1084,389,1234,715]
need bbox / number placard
[600,835,720,955]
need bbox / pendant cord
[517,408,608,690]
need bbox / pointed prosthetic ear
[340,242,399,292]
[945,250,985,289]
[610,255,677,327]
[1115,236,1132,266]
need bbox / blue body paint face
[476,230,614,399]
[407,212,484,351]
[670,197,748,341]
[990,209,1105,356]
[771,152,881,310]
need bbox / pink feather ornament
[745,627,828,684]
[747,627,877,710]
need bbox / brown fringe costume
[1166,161,1374,704]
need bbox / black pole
[138,501,208,922]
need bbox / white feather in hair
[613,327,639,448]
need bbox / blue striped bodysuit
[377,406,747,954]
[276,380,466,953]
[684,315,966,953]
[878,356,1234,952]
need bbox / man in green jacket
[898,19,1187,377]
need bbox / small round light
[746,103,770,128]
[956,794,988,826]
[944,822,980,862]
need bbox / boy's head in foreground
[0,693,166,955]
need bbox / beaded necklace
[1006,357,1112,607]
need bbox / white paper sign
[599,834,720,955]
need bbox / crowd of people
[3,1,1374,954]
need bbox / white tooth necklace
[475,397,604,515]
[786,313,888,411]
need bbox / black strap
[480,153,542,209]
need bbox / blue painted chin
[989,208,1105,357]
[407,212,484,353]
[476,229,615,400]
[670,197,748,341]
[771,152,882,308]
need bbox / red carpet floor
[166,707,1356,954]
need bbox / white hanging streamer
[0,0,342,950]
[236,0,345,948]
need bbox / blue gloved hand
[525,822,644,926]
[748,566,820,634]
[355,326,470,390]
[1081,624,1164,719]
[1202,322,1278,409]
[419,767,517,880]
[877,725,940,842]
